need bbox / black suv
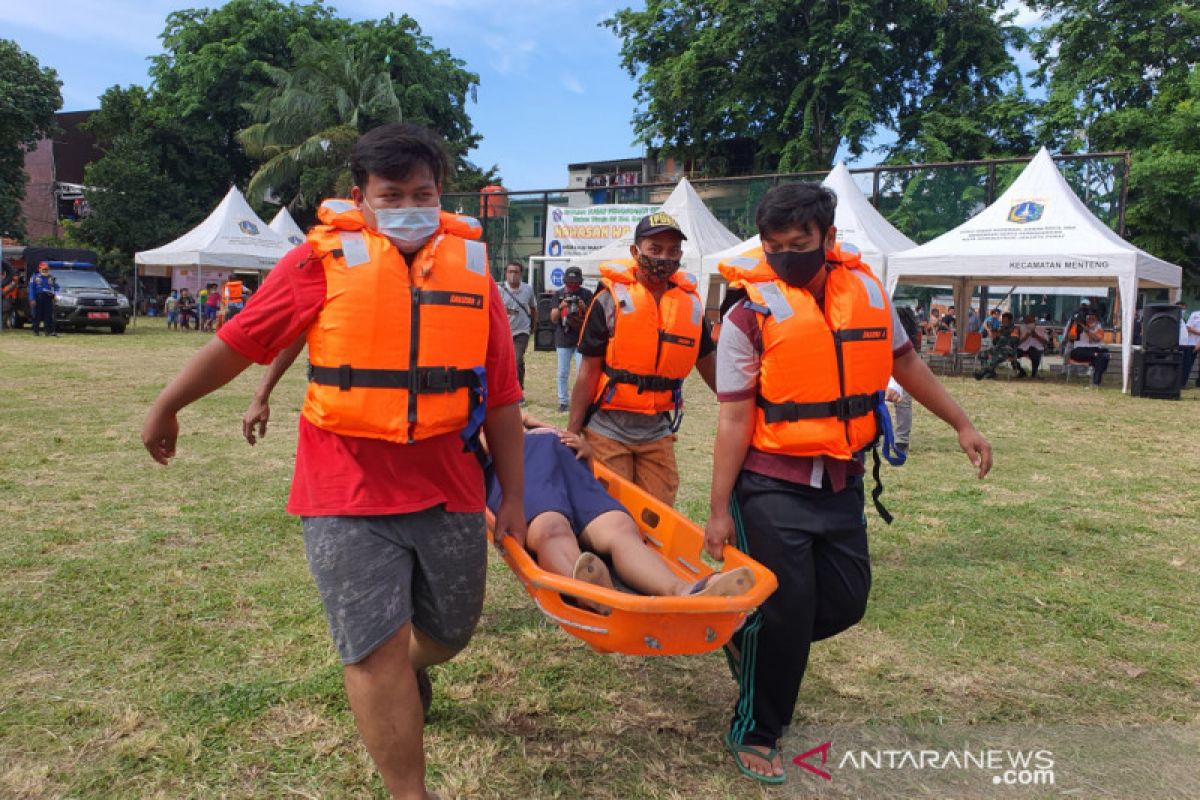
[49,265,132,333]
[13,248,132,334]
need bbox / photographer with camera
[550,266,593,412]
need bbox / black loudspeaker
[533,293,557,351]
[1142,304,1182,351]
[534,325,556,352]
[1131,348,1182,399]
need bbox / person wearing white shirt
[1070,312,1111,389]
[1016,313,1052,379]
[1177,302,1200,389]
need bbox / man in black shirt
[550,266,593,412]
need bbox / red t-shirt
[218,243,521,516]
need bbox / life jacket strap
[756,390,883,423]
[308,363,481,393]
[602,365,683,394]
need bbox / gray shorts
[302,508,487,664]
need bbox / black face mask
[636,252,681,281]
[765,246,826,288]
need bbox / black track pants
[727,469,872,748]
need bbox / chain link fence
[442,152,1130,290]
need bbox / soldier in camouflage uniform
[975,312,1025,379]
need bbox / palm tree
[239,33,402,210]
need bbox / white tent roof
[886,148,1183,391]
[823,161,917,273]
[268,207,307,247]
[135,186,293,270]
[566,178,741,292]
[699,162,918,300]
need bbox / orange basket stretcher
[487,462,778,657]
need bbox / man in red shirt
[142,123,525,800]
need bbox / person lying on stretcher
[485,412,755,610]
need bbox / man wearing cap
[565,212,717,506]
[550,265,593,412]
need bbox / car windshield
[51,269,111,289]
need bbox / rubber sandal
[570,553,614,615]
[724,732,786,784]
[690,566,755,597]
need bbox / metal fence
[441,152,1131,291]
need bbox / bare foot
[571,553,613,614]
[689,566,755,597]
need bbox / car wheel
[110,324,126,334]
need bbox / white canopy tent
[887,148,1183,392]
[136,186,293,293]
[268,207,307,247]
[566,178,742,305]
[700,161,918,306]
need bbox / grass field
[1,324,1198,799]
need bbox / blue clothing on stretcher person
[485,421,755,608]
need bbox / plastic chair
[955,331,983,374]
[487,463,778,657]
[924,331,954,374]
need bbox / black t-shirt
[578,285,716,359]
[552,285,594,348]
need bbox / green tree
[0,39,62,238]
[78,85,228,256]
[607,0,1029,173]
[239,33,403,210]
[1031,0,1200,289]
[151,0,341,186]
[77,1,488,255]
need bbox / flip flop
[724,732,786,785]
[690,566,755,597]
[570,553,614,614]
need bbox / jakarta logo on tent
[1007,200,1045,224]
[238,220,260,236]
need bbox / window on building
[533,215,543,238]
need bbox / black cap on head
[634,211,687,242]
[564,266,583,283]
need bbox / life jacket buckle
[338,364,352,392]
[418,367,456,393]
[834,393,874,421]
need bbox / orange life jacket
[223,280,244,304]
[591,259,703,418]
[719,245,893,460]
[301,199,490,445]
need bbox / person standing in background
[28,263,58,337]
[501,261,537,401]
[550,266,593,412]
[1177,301,1200,389]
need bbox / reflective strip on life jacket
[592,259,703,417]
[302,201,490,444]
[720,245,893,460]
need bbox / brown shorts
[583,429,679,507]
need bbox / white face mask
[364,201,441,253]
